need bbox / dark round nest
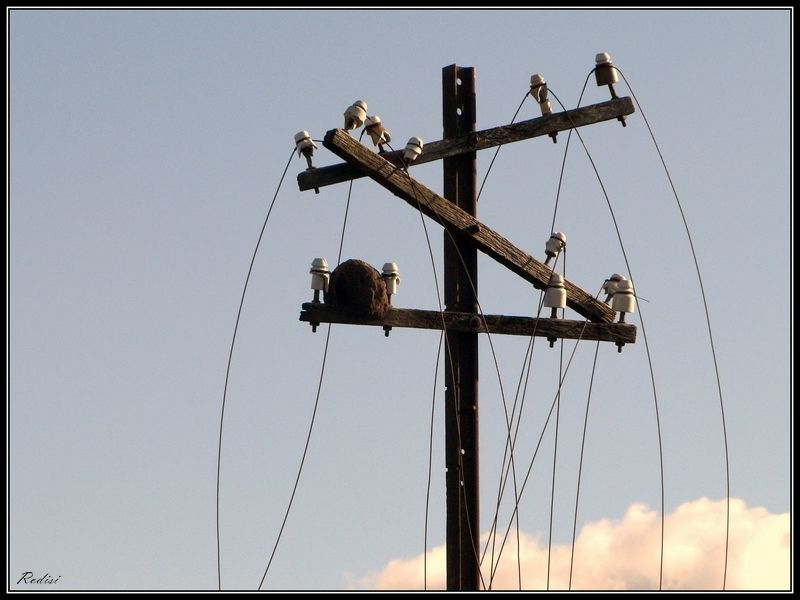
[324,259,390,319]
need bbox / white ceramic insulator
[611,279,636,314]
[595,52,619,86]
[366,116,390,146]
[602,273,624,297]
[530,74,547,102]
[404,136,424,162]
[382,262,400,295]
[595,52,613,66]
[545,231,566,257]
[310,272,329,292]
[309,257,330,292]
[543,273,567,309]
[384,275,399,296]
[344,100,368,130]
[294,130,318,156]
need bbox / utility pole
[441,65,480,590]
[297,64,635,590]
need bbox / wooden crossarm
[322,129,616,323]
[300,303,635,343]
[298,97,634,191]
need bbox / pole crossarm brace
[300,303,636,344]
[322,128,616,323]
[298,97,634,191]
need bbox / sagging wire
[475,90,544,589]
[476,91,530,203]
[482,288,557,587]
[393,129,531,588]
[616,66,730,590]
[257,178,355,590]
[216,147,294,590]
[424,331,444,590]
[489,312,596,585]
[546,250,567,590]
[568,339,601,589]
[550,83,665,590]
[484,78,587,584]
[400,159,487,591]
[407,172,525,590]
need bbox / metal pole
[442,64,479,591]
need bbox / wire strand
[549,72,592,232]
[405,169,526,587]
[546,254,566,590]
[404,168,487,591]
[484,281,550,580]
[476,91,530,203]
[489,316,594,584]
[499,92,533,590]
[485,80,587,581]
[216,147,294,590]
[391,135,520,589]
[485,194,570,579]
[569,340,601,589]
[257,179,355,590]
[550,86,665,590]
[617,67,730,590]
[424,331,444,590]
[444,92,531,589]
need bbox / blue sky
[8,8,791,591]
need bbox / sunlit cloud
[353,497,789,590]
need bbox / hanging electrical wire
[489,316,595,585]
[216,147,294,590]
[483,284,550,586]
[485,240,568,581]
[399,160,487,590]
[481,291,544,573]
[240,58,714,592]
[257,179,355,590]
[424,331,444,590]
[405,168,525,590]
[474,90,541,588]
[546,340,563,590]
[550,85,665,590]
[476,91,530,203]
[569,339,601,589]
[483,78,582,583]
[389,129,530,589]
[486,69,672,579]
[616,67,731,590]
[546,251,567,590]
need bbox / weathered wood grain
[300,303,636,343]
[321,129,616,323]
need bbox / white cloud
[354,497,789,591]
